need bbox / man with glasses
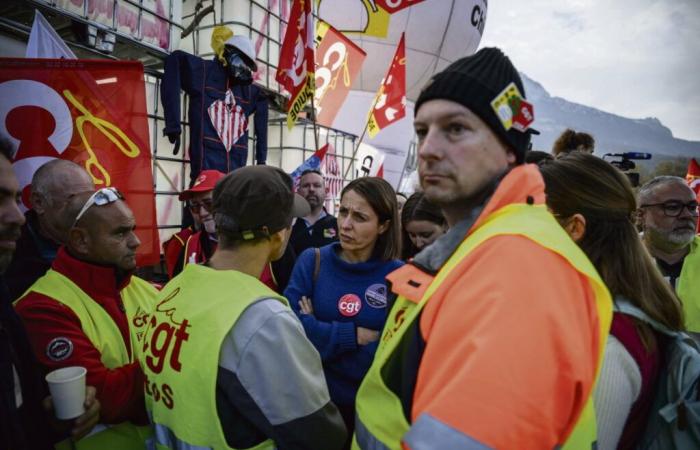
[163,170,224,279]
[166,169,297,292]
[638,175,700,339]
[15,187,158,449]
[5,159,94,301]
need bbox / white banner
[354,143,385,178]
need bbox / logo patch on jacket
[46,337,74,362]
[338,294,362,317]
[323,228,337,239]
[365,284,388,308]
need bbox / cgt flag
[367,32,406,138]
[276,0,315,129]
[0,58,159,266]
[314,20,366,128]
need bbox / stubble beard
[647,223,695,249]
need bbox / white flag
[26,10,76,59]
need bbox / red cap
[179,170,226,201]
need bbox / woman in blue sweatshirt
[284,177,403,438]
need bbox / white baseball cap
[224,35,258,71]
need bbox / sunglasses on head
[72,187,124,227]
[188,198,214,214]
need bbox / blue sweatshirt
[284,243,403,407]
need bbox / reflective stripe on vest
[678,236,700,332]
[16,269,157,450]
[140,264,285,450]
[353,203,612,450]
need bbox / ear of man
[68,226,91,257]
[63,192,97,256]
[31,190,49,215]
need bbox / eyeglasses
[640,201,699,218]
[188,198,213,214]
[72,187,124,227]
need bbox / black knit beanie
[414,47,532,163]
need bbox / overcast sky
[480,0,700,142]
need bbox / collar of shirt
[301,209,328,229]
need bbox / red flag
[276,0,315,129]
[376,164,384,179]
[367,33,406,138]
[314,20,366,127]
[0,58,159,266]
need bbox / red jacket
[162,226,195,279]
[14,248,148,425]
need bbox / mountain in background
[522,73,699,162]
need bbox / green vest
[16,269,157,450]
[679,236,700,332]
[353,204,612,450]
[140,263,286,450]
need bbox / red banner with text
[0,58,159,266]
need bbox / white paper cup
[45,366,87,420]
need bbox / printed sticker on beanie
[490,82,534,132]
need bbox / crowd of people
[2,45,699,450]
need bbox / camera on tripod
[602,152,652,187]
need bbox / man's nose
[418,129,442,161]
[128,231,141,249]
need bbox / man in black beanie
[352,48,611,449]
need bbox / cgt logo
[142,288,191,374]
[338,293,362,317]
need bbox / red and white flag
[0,58,159,265]
[314,20,366,128]
[276,0,315,129]
[367,32,406,138]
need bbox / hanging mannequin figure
[161,27,269,184]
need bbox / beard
[305,195,321,209]
[647,222,696,247]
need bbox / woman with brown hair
[551,128,595,156]
[539,152,683,450]
[284,177,403,441]
[400,191,447,260]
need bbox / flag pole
[310,90,320,152]
[342,92,382,180]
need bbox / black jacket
[289,212,338,257]
[5,210,57,301]
[0,278,53,450]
